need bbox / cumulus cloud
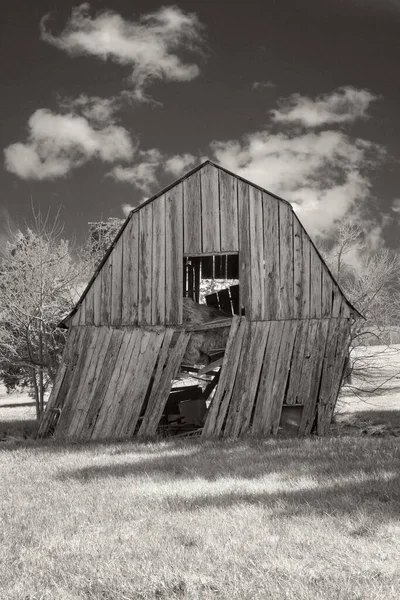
[108,148,163,193]
[59,94,120,125]
[164,153,196,176]
[211,128,384,235]
[4,108,134,180]
[41,3,204,101]
[271,86,378,127]
[391,198,400,213]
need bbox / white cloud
[41,4,204,102]
[211,128,384,236]
[108,148,163,193]
[164,153,196,177]
[391,198,400,213]
[271,86,378,127]
[59,94,119,125]
[4,108,134,180]
[121,203,135,217]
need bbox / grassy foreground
[0,436,399,600]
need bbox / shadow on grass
[335,409,400,431]
[0,419,38,440]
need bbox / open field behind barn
[0,346,399,600]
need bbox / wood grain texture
[85,285,94,326]
[262,193,280,320]
[165,183,183,324]
[122,213,139,325]
[219,169,239,252]
[152,195,166,324]
[111,237,123,327]
[138,203,153,325]
[249,187,264,319]
[278,202,294,319]
[300,231,311,318]
[101,255,112,325]
[93,274,102,326]
[293,216,304,319]
[322,266,333,318]
[138,329,190,437]
[310,245,322,319]
[183,170,202,254]
[201,162,220,253]
[285,319,310,405]
[238,181,250,317]
[298,319,330,435]
[317,318,351,435]
[202,316,245,438]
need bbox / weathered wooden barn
[39,160,359,440]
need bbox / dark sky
[1,0,400,247]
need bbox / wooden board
[249,187,264,319]
[278,202,294,319]
[300,230,311,319]
[224,321,271,437]
[238,181,250,317]
[138,203,153,325]
[322,266,333,318]
[93,274,102,326]
[202,316,246,438]
[165,183,183,324]
[101,255,112,326]
[201,163,220,253]
[317,318,351,435]
[262,193,280,320]
[285,319,309,405]
[310,245,322,319]
[219,169,239,252]
[293,216,304,319]
[298,319,330,435]
[152,195,166,324]
[122,213,139,325]
[85,284,94,326]
[138,329,191,437]
[183,170,202,254]
[110,237,123,327]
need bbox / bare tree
[0,210,86,418]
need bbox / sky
[1,0,400,249]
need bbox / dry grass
[0,348,399,600]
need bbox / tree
[0,211,85,418]
[83,217,124,269]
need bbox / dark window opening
[183,254,240,316]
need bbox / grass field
[0,346,399,600]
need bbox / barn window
[183,254,240,316]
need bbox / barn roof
[61,160,362,325]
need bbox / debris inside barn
[38,160,360,441]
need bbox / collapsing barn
[39,160,359,440]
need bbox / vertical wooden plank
[118,331,165,438]
[138,329,191,437]
[91,329,140,439]
[263,193,280,320]
[317,318,351,435]
[332,285,342,318]
[285,319,310,405]
[293,217,303,319]
[78,329,126,439]
[219,169,238,252]
[165,183,183,324]
[300,230,311,319]
[322,266,333,318]
[224,321,271,437]
[152,195,166,324]
[298,319,330,435]
[92,275,102,326]
[251,320,285,435]
[310,245,322,318]
[122,213,139,326]
[85,286,94,326]
[139,203,153,325]
[71,309,81,327]
[249,187,264,320]
[238,181,250,317]
[201,163,220,253]
[111,237,123,327]
[279,202,294,319]
[202,316,246,438]
[101,254,112,326]
[183,171,202,254]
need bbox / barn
[39,160,359,440]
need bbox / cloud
[211,128,384,236]
[59,94,120,125]
[252,81,276,91]
[164,153,196,176]
[41,3,204,102]
[108,148,163,193]
[271,86,379,127]
[391,198,400,213]
[4,108,134,180]
[121,203,135,217]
